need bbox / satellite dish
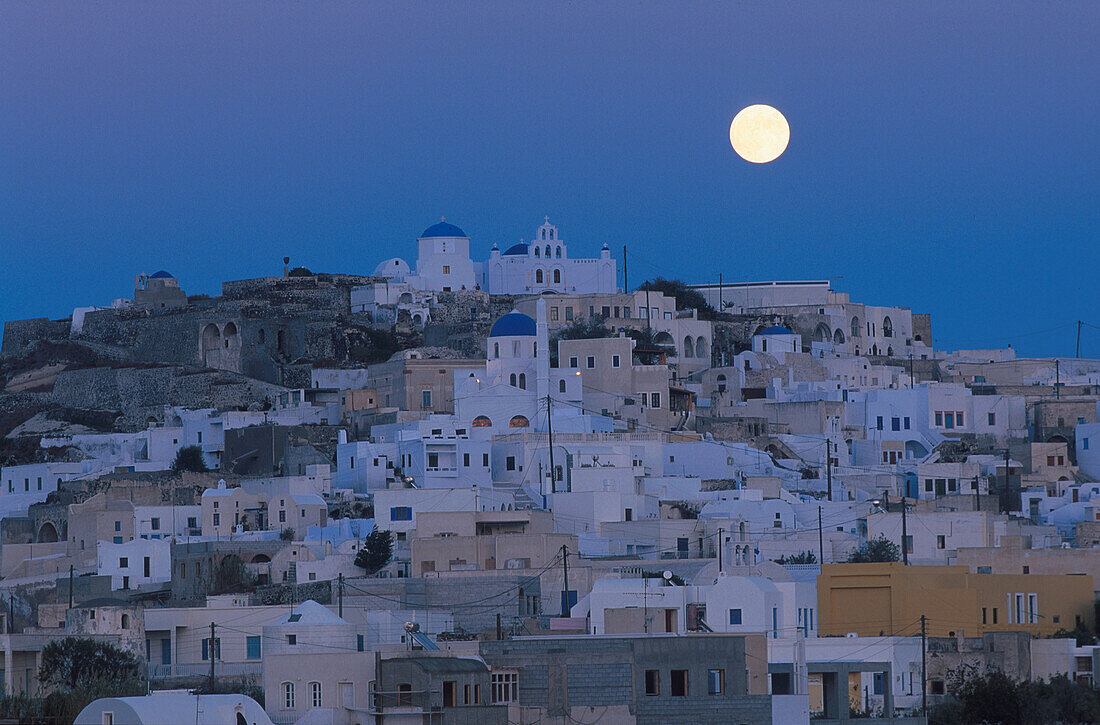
[662,570,673,581]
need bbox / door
[339,681,353,708]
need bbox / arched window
[549,229,554,239]
[536,269,544,284]
[472,416,492,428]
[556,246,562,258]
[833,329,845,345]
[883,316,894,338]
[696,337,707,358]
[494,343,500,358]
[310,681,322,708]
[283,682,296,709]
[541,229,546,240]
[509,373,517,387]
[509,415,530,428]
[258,328,266,343]
[223,322,238,349]
[518,373,526,390]
[534,246,540,257]
[559,380,566,393]
[850,317,861,338]
[887,346,894,356]
[683,337,694,358]
[237,713,247,725]
[553,269,561,284]
[545,245,551,257]
[121,614,129,628]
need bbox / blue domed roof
[421,222,466,238]
[489,311,536,338]
[502,243,529,256]
[759,325,795,335]
[149,270,175,279]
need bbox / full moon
[729,104,790,163]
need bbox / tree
[355,529,394,575]
[288,266,313,277]
[930,664,1100,725]
[847,535,900,563]
[549,315,615,365]
[171,445,207,473]
[279,527,295,541]
[637,277,717,320]
[38,638,143,691]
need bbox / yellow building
[818,563,1094,638]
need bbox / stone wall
[51,366,285,426]
[222,274,378,314]
[1,318,72,356]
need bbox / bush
[775,551,817,565]
[279,527,295,541]
[172,445,208,473]
[637,277,717,319]
[288,267,313,277]
[930,664,1100,725]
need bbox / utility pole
[1002,449,1011,513]
[1077,321,1083,358]
[7,594,12,633]
[560,544,570,616]
[643,577,649,634]
[546,395,556,495]
[901,497,909,566]
[68,565,74,610]
[338,573,344,618]
[718,273,723,312]
[826,443,832,502]
[817,507,824,566]
[1055,359,1060,398]
[908,352,915,388]
[209,621,217,689]
[644,282,651,332]
[920,614,928,717]
[974,476,981,512]
[717,528,724,573]
[622,245,628,292]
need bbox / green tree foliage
[355,529,394,575]
[39,638,143,691]
[279,527,295,541]
[549,315,615,365]
[171,445,208,473]
[637,277,717,320]
[847,535,900,563]
[774,551,817,565]
[288,266,313,277]
[1051,622,1096,646]
[931,664,1100,725]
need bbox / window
[550,307,559,321]
[491,672,518,703]
[670,670,688,697]
[707,669,724,695]
[422,390,432,408]
[925,479,933,492]
[554,269,561,284]
[565,307,573,321]
[443,680,456,707]
[390,506,412,521]
[115,521,121,532]
[729,608,742,625]
[988,412,996,425]
[904,417,910,429]
[287,634,297,646]
[937,535,946,549]
[891,417,900,431]
[645,670,659,695]
[873,672,884,695]
[944,412,954,429]
[506,456,516,471]
[246,636,261,659]
[482,453,489,466]
[119,557,128,568]
[442,265,450,274]
[569,356,578,368]
[612,354,620,368]
[202,637,221,661]
[463,453,470,467]
[935,412,943,427]
[876,416,883,431]
[559,380,566,393]
[283,682,295,710]
[213,513,220,526]
[956,411,964,426]
[586,356,595,369]
[357,634,365,651]
[36,477,41,490]
[278,510,286,523]
[930,680,945,695]
[651,393,660,408]
[904,535,913,553]
[311,681,322,708]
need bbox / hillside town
[1,218,1099,724]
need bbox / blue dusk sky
[1,2,1097,357]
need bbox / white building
[483,218,617,295]
[97,538,172,590]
